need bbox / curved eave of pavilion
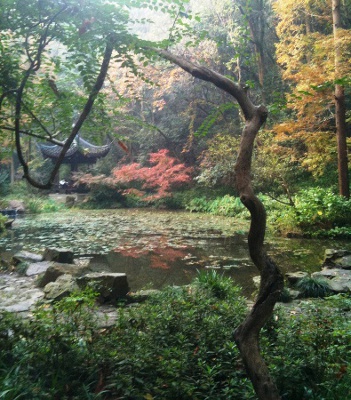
[37,135,111,163]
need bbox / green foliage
[186,194,248,218]
[264,188,351,238]
[264,298,351,400]
[14,261,29,276]
[196,133,240,187]
[0,170,10,196]
[2,280,351,399]
[26,197,66,214]
[293,188,351,229]
[98,278,251,399]
[2,181,66,213]
[0,277,253,400]
[296,276,332,299]
[0,288,100,399]
[195,269,239,299]
[195,102,238,137]
[0,214,8,233]
[79,183,126,209]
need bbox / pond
[1,209,351,296]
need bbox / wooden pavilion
[37,135,111,190]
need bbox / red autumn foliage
[111,149,193,200]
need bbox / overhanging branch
[15,34,116,189]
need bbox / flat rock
[8,200,25,213]
[323,249,351,269]
[77,272,129,303]
[26,261,53,276]
[312,268,351,293]
[0,273,44,313]
[43,274,79,301]
[12,251,43,265]
[43,247,74,264]
[38,263,90,288]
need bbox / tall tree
[155,48,283,400]
[332,0,350,198]
[273,0,351,187]
[2,1,284,398]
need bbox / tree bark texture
[332,0,350,198]
[156,49,284,400]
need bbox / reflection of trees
[113,236,190,270]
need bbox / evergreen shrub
[1,279,351,399]
[186,194,248,217]
[265,188,351,238]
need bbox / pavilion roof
[37,135,111,164]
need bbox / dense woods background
[2,2,351,399]
[1,0,351,202]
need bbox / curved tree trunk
[156,49,284,400]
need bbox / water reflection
[1,209,351,296]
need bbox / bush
[292,188,351,230]
[263,299,351,400]
[186,194,248,217]
[0,289,100,399]
[0,276,254,400]
[79,183,126,209]
[26,197,66,214]
[266,187,351,237]
[2,278,351,399]
[296,276,332,298]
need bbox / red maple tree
[112,149,193,200]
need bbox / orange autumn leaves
[272,0,351,177]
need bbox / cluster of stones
[0,248,130,317]
[285,249,351,296]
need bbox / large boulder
[43,274,79,301]
[38,262,90,288]
[77,272,129,303]
[43,247,74,264]
[26,261,53,276]
[312,269,351,293]
[323,249,351,269]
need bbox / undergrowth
[1,275,351,399]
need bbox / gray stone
[95,305,119,328]
[38,262,89,288]
[312,268,351,293]
[323,249,351,269]
[26,261,53,276]
[43,247,74,264]
[8,200,25,213]
[285,271,309,286]
[77,272,129,303]
[12,251,43,265]
[0,273,44,313]
[287,289,301,300]
[43,274,79,301]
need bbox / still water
[1,209,350,295]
